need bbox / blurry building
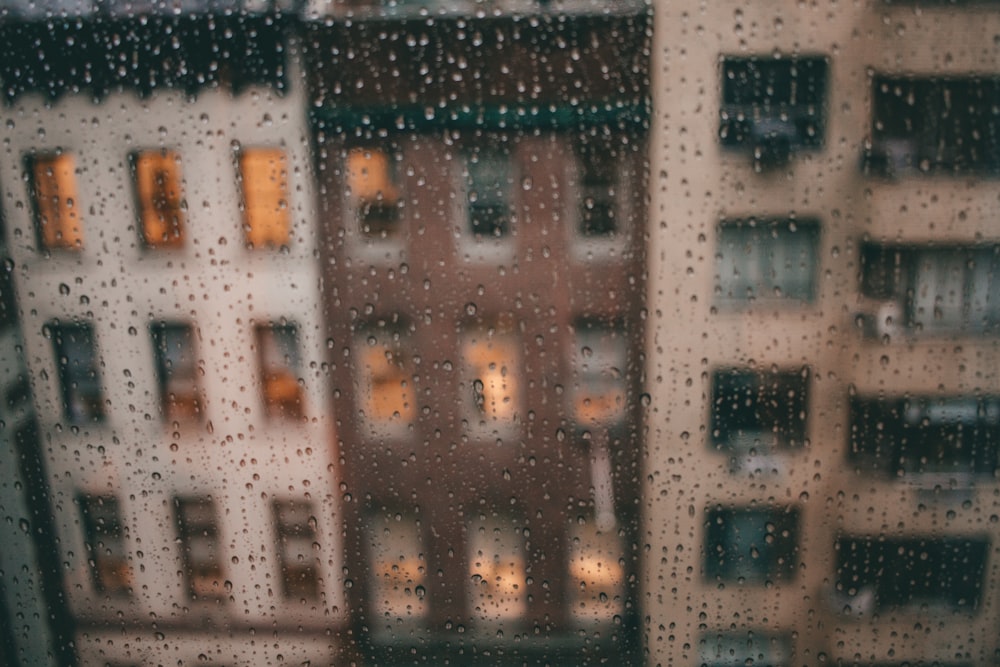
[302,4,650,664]
[645,1,1000,666]
[0,8,343,666]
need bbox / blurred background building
[0,0,998,666]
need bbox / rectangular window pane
[346,146,402,239]
[355,321,414,431]
[835,537,989,612]
[571,320,627,426]
[467,514,527,624]
[48,321,104,423]
[273,500,320,601]
[78,494,130,596]
[240,148,290,249]
[257,322,303,420]
[466,147,511,239]
[366,509,427,629]
[134,150,185,249]
[576,142,617,237]
[150,322,201,422]
[31,153,83,250]
[463,329,520,429]
[710,367,810,453]
[716,219,819,303]
[175,496,224,601]
[705,507,799,584]
[566,519,625,624]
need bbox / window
[849,395,1000,478]
[150,322,201,422]
[465,145,512,239]
[0,254,16,331]
[239,147,291,249]
[835,537,989,612]
[719,56,828,168]
[345,146,402,239]
[355,320,414,431]
[47,321,104,423]
[859,243,1000,336]
[698,632,791,667]
[575,141,618,237]
[566,519,625,624]
[29,153,82,250]
[174,496,224,601]
[571,320,627,427]
[462,327,520,431]
[716,218,819,303]
[133,150,185,249]
[273,500,320,601]
[256,322,303,420]
[78,494,130,596]
[866,76,1000,177]
[710,367,810,456]
[467,514,527,624]
[705,507,799,584]
[365,509,427,630]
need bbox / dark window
[47,321,104,423]
[78,494,131,596]
[866,76,1000,177]
[859,243,1000,336]
[571,319,627,427]
[0,255,18,331]
[719,56,828,168]
[273,500,320,601]
[704,507,799,584]
[710,367,810,453]
[835,536,989,612]
[849,395,1000,477]
[175,496,225,601]
[576,141,618,237]
[716,218,820,303]
[257,322,303,420]
[150,322,201,422]
[465,145,512,239]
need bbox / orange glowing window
[358,331,414,424]
[239,148,291,249]
[257,323,303,419]
[32,154,83,250]
[134,150,185,249]
[463,332,519,425]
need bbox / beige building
[0,14,343,666]
[646,1,1000,666]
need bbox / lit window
[576,142,617,237]
[835,536,989,612]
[719,56,828,168]
[346,146,402,239]
[133,150,185,249]
[356,322,414,428]
[716,218,819,303]
[850,395,1000,478]
[571,320,626,426]
[705,507,799,584]
[150,322,201,422]
[78,494,130,596]
[866,76,1000,177]
[465,146,512,239]
[463,329,520,428]
[273,500,320,601]
[366,509,427,629]
[257,323,303,420]
[698,633,791,667]
[30,153,83,250]
[239,148,291,249]
[566,519,625,624]
[174,496,225,601]
[860,243,1000,336]
[48,321,104,424]
[710,367,810,456]
[467,514,527,624]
